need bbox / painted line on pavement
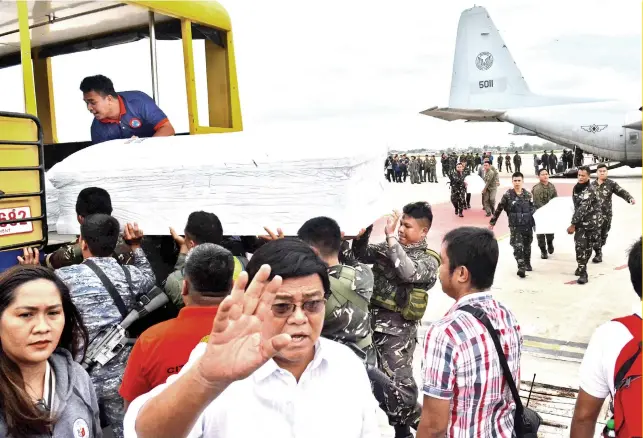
[523,335,588,349]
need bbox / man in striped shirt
[417,227,523,438]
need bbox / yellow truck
[0,0,242,271]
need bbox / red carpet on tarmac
[368,182,574,251]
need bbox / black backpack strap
[460,305,525,433]
[84,259,128,319]
[120,265,136,299]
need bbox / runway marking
[523,336,587,362]
[523,335,588,349]
[564,279,578,285]
[614,264,628,270]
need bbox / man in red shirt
[119,243,234,410]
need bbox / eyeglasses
[271,299,326,318]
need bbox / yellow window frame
[181,19,243,135]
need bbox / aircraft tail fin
[446,6,596,111]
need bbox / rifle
[82,286,169,372]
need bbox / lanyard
[36,361,56,416]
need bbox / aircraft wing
[419,106,505,122]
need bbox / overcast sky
[0,0,640,150]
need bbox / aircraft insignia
[581,124,608,133]
[475,52,494,71]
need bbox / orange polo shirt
[119,305,218,403]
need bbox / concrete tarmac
[374,165,641,437]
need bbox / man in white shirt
[124,238,380,438]
[570,236,642,437]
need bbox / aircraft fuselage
[500,101,642,166]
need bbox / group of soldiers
[489,163,635,283]
[384,154,439,184]
[494,151,523,173]
[533,149,577,175]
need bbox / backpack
[605,314,642,437]
[326,265,372,350]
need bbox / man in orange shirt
[119,243,234,410]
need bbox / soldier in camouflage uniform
[297,217,376,365]
[466,153,474,172]
[448,162,467,217]
[44,187,134,269]
[348,202,440,438]
[441,153,449,176]
[55,214,156,438]
[427,155,438,183]
[590,163,636,263]
[531,168,558,259]
[165,211,225,309]
[409,156,421,184]
[482,160,498,216]
[422,155,430,182]
[490,172,536,278]
[568,166,602,284]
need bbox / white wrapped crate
[46,130,389,236]
[533,196,574,235]
[45,176,59,233]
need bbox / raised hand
[384,210,401,236]
[17,247,39,265]
[124,222,144,248]
[258,227,285,241]
[195,265,292,386]
[169,227,189,254]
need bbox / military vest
[507,189,534,229]
[325,265,372,350]
[371,248,441,321]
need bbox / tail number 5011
[479,80,494,89]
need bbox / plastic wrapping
[46,131,389,236]
[45,176,59,232]
[465,174,485,193]
[533,196,574,235]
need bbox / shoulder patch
[73,419,90,438]
[200,335,210,343]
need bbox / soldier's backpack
[326,265,372,351]
[604,314,642,437]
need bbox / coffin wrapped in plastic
[533,196,574,235]
[45,176,59,233]
[46,131,389,236]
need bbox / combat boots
[525,260,533,271]
[577,268,588,284]
[592,249,602,263]
[394,425,414,438]
[548,241,554,254]
[540,247,548,259]
[517,268,526,278]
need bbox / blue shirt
[90,91,169,144]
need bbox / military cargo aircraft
[420,6,642,171]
